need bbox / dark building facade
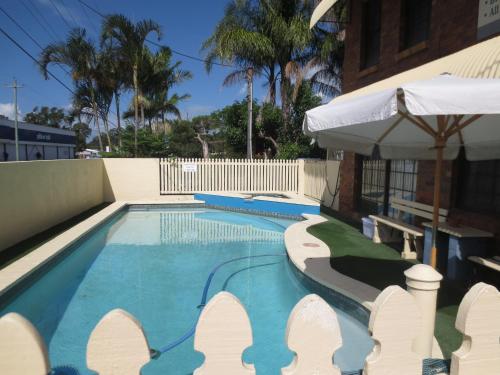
[0,116,76,161]
[336,0,500,251]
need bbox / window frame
[359,0,382,70]
[399,0,432,51]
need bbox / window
[360,0,381,70]
[458,159,500,215]
[360,159,386,215]
[399,0,432,50]
[359,158,418,221]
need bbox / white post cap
[404,264,443,291]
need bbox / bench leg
[402,232,417,260]
[372,220,382,243]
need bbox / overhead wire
[76,0,235,68]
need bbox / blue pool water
[0,207,372,374]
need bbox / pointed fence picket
[0,283,499,375]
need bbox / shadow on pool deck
[307,212,466,359]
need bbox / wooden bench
[369,198,448,260]
[468,256,500,273]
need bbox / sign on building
[478,0,500,39]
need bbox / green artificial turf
[307,213,464,358]
[0,203,110,270]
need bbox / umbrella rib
[398,110,436,137]
[376,115,405,144]
[445,114,482,138]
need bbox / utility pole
[6,79,23,161]
[246,67,253,159]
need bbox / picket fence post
[282,294,343,375]
[450,282,500,375]
[0,312,50,375]
[363,285,423,375]
[87,309,151,375]
[193,291,255,375]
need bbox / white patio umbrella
[304,74,500,268]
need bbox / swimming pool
[0,206,372,374]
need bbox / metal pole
[430,116,446,269]
[246,67,253,159]
[5,79,23,161]
[13,79,19,161]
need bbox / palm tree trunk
[268,66,276,106]
[93,105,103,151]
[103,115,112,151]
[246,67,253,159]
[115,90,122,148]
[140,93,145,130]
[280,64,290,131]
[133,64,139,156]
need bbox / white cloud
[238,83,248,97]
[0,103,21,120]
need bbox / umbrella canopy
[310,0,339,28]
[304,74,500,161]
[304,74,500,268]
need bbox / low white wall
[102,158,160,202]
[0,159,104,251]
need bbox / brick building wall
[342,0,480,93]
[337,0,500,251]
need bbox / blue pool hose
[49,252,452,375]
[150,253,286,359]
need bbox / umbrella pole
[430,144,444,269]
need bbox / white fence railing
[159,158,302,194]
[1,282,499,375]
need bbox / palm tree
[99,44,128,148]
[101,14,162,155]
[39,28,107,150]
[202,1,274,158]
[123,47,191,132]
[203,0,315,147]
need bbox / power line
[19,0,58,43]
[48,0,73,30]
[77,0,100,35]
[26,0,63,41]
[0,5,71,76]
[0,26,75,95]
[59,0,80,27]
[0,6,43,50]
[77,0,235,68]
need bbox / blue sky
[0,0,268,125]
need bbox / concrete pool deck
[285,214,444,359]
[284,214,379,310]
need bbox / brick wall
[343,0,480,93]
[338,152,362,219]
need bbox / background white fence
[303,160,341,209]
[160,158,302,194]
[1,282,499,375]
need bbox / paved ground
[307,212,465,359]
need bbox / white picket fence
[1,282,499,375]
[159,158,302,194]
